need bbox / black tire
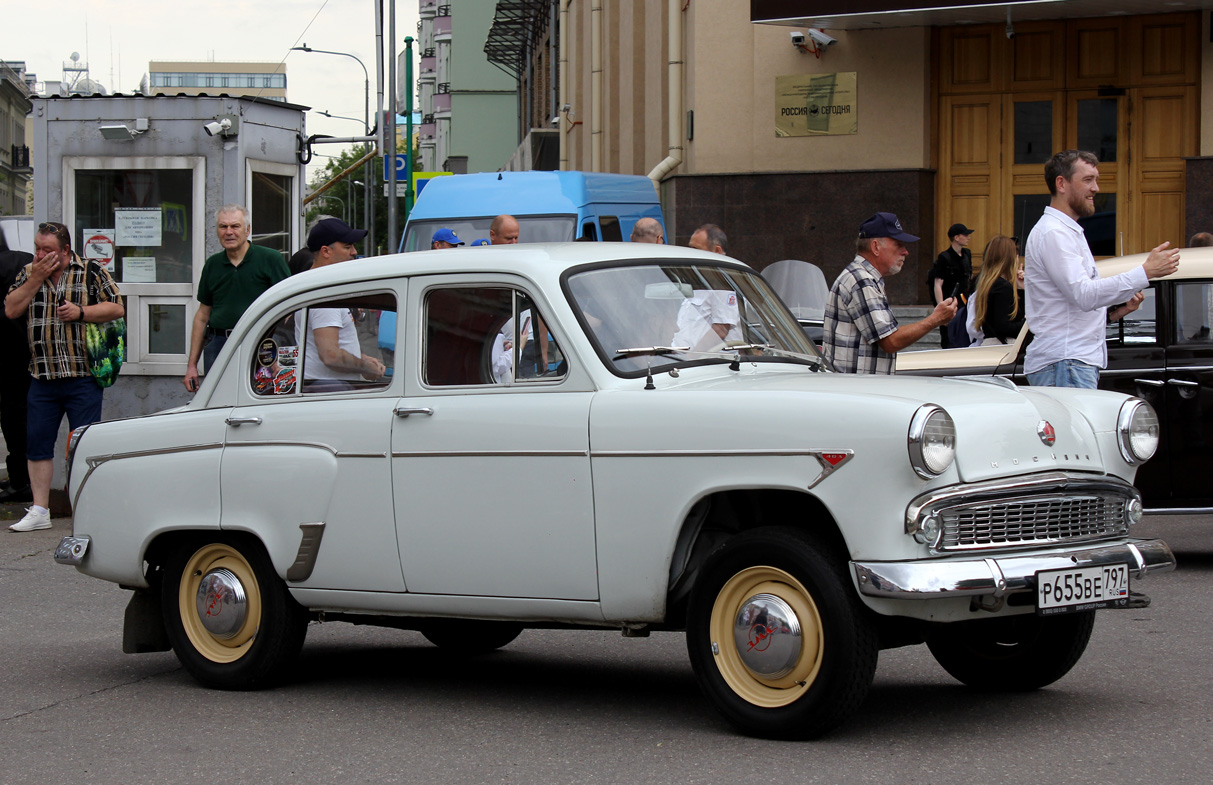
[161,535,308,689]
[421,620,524,655]
[927,611,1096,691]
[685,528,878,740]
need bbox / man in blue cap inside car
[431,228,464,249]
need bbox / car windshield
[566,262,827,376]
[402,215,577,251]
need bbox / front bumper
[853,538,1174,600]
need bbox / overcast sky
[6,0,421,181]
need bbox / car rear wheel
[161,537,308,689]
[421,620,524,655]
[927,611,1096,691]
[686,528,877,740]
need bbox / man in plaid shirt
[4,222,123,532]
[822,212,956,374]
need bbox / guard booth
[29,93,307,419]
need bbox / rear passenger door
[390,276,599,600]
[1100,286,1169,506]
[1160,280,1213,508]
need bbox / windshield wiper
[612,345,690,360]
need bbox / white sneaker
[9,507,51,532]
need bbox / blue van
[401,171,665,251]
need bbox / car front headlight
[908,404,955,479]
[1118,399,1159,465]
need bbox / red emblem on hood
[1038,421,1056,446]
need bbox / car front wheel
[927,611,1096,691]
[686,528,878,740]
[161,536,308,689]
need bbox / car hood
[647,367,1123,482]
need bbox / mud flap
[122,589,171,653]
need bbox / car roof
[275,242,748,296]
[1097,244,1213,279]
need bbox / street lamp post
[292,43,372,256]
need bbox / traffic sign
[383,154,409,180]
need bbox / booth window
[74,169,194,284]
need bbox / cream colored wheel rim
[178,544,263,664]
[708,565,824,708]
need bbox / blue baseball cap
[471,238,491,247]
[432,227,464,246]
[858,212,919,243]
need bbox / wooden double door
[937,13,1199,267]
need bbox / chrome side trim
[286,523,326,582]
[393,449,589,458]
[592,448,829,458]
[72,443,224,510]
[1144,506,1213,515]
[226,440,339,456]
[853,538,1176,600]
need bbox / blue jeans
[26,377,104,461]
[203,333,228,373]
[1027,359,1100,389]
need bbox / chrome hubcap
[195,568,248,639]
[732,593,802,679]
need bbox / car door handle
[1134,379,1165,387]
[1167,379,1200,388]
[394,406,434,418]
[225,416,263,426]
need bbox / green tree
[306,135,420,256]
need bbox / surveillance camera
[807,29,836,47]
[550,115,561,127]
[790,31,806,46]
[203,116,235,137]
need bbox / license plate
[1036,564,1130,615]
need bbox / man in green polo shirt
[183,204,290,391]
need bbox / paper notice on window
[115,207,163,246]
[123,256,157,283]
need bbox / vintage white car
[56,243,1174,739]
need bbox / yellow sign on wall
[775,72,858,137]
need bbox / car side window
[251,292,396,396]
[424,287,567,386]
[1106,287,1157,346]
[1173,282,1213,343]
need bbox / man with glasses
[183,205,290,392]
[4,222,124,531]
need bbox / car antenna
[645,359,656,390]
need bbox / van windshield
[403,215,577,251]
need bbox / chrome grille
[938,494,1128,551]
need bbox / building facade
[0,60,32,215]
[493,0,1213,305]
[414,0,518,173]
[145,61,288,102]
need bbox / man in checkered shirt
[4,222,123,532]
[822,212,957,374]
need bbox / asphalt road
[1,513,1209,785]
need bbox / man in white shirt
[1024,150,1180,388]
[298,218,385,382]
